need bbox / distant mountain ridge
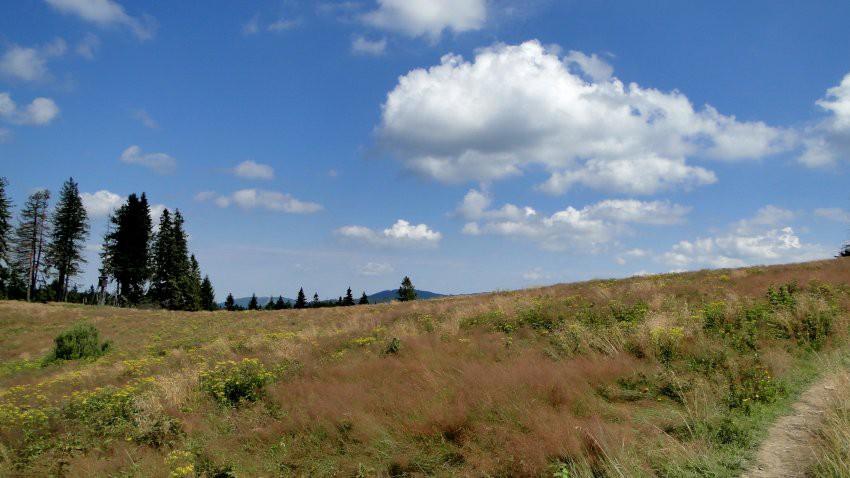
[222,289,447,308]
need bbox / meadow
[1,259,849,477]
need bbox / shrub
[610,301,648,324]
[519,298,563,331]
[384,337,401,355]
[199,359,273,407]
[48,323,110,361]
[650,326,684,365]
[727,365,781,412]
[796,300,834,349]
[702,301,727,330]
[767,282,797,310]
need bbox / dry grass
[809,369,850,477]
[0,259,849,477]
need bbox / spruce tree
[248,293,259,310]
[172,210,194,309]
[11,190,50,301]
[150,209,179,308]
[46,178,89,301]
[265,296,275,310]
[101,193,152,304]
[224,292,236,311]
[200,276,216,310]
[359,291,369,305]
[312,292,320,308]
[294,287,307,309]
[0,177,13,298]
[184,254,202,311]
[342,287,355,306]
[274,295,286,310]
[397,276,417,302]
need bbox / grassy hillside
[0,259,849,477]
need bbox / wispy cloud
[119,145,176,174]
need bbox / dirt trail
[741,373,840,478]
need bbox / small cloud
[81,190,123,218]
[359,261,394,276]
[197,189,322,214]
[351,35,386,56]
[267,18,299,32]
[133,109,158,129]
[232,160,274,180]
[119,145,176,174]
[814,207,850,223]
[45,0,157,40]
[0,128,10,143]
[0,39,66,82]
[0,92,60,126]
[76,33,100,59]
[336,219,441,248]
[522,267,548,282]
[242,14,260,35]
[328,169,339,178]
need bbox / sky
[1,0,849,300]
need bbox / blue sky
[1,0,849,299]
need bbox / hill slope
[227,289,447,308]
[1,259,849,476]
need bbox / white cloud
[359,261,394,276]
[45,0,156,40]
[352,35,387,56]
[133,109,158,129]
[799,72,850,168]
[0,128,11,143]
[197,189,322,214]
[814,207,850,223]
[0,39,67,82]
[242,14,260,35]
[232,160,274,180]
[457,189,689,251]
[119,145,176,174]
[267,18,298,32]
[76,33,100,59]
[81,190,123,217]
[362,0,487,40]
[660,208,829,270]
[522,267,549,281]
[336,219,441,247]
[615,248,649,265]
[378,41,791,195]
[0,93,60,126]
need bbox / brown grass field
[1,259,849,477]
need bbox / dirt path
[741,373,840,478]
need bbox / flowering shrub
[199,359,273,407]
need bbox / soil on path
[742,374,840,478]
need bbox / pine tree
[101,193,152,304]
[46,178,89,301]
[397,276,417,302]
[265,296,275,310]
[0,177,13,298]
[184,254,202,311]
[312,292,320,308]
[274,295,286,310]
[224,292,236,311]
[359,291,369,305]
[342,287,355,306]
[248,293,259,310]
[11,190,50,302]
[294,287,307,309]
[150,209,179,308]
[172,210,194,309]
[200,276,217,310]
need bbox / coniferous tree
[200,275,217,310]
[359,291,369,305]
[46,178,89,301]
[294,287,307,309]
[172,210,195,309]
[265,296,275,310]
[224,292,236,311]
[150,209,179,308]
[397,276,417,302]
[274,295,286,310]
[311,292,320,308]
[248,293,259,310]
[101,193,152,304]
[0,177,13,298]
[184,254,202,311]
[11,190,50,301]
[342,287,355,306]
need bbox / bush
[650,326,684,365]
[518,298,563,331]
[702,301,727,330]
[199,359,273,407]
[384,337,401,355]
[48,323,110,361]
[610,301,648,324]
[767,282,797,310]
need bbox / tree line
[0,176,215,310]
[221,276,419,311]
